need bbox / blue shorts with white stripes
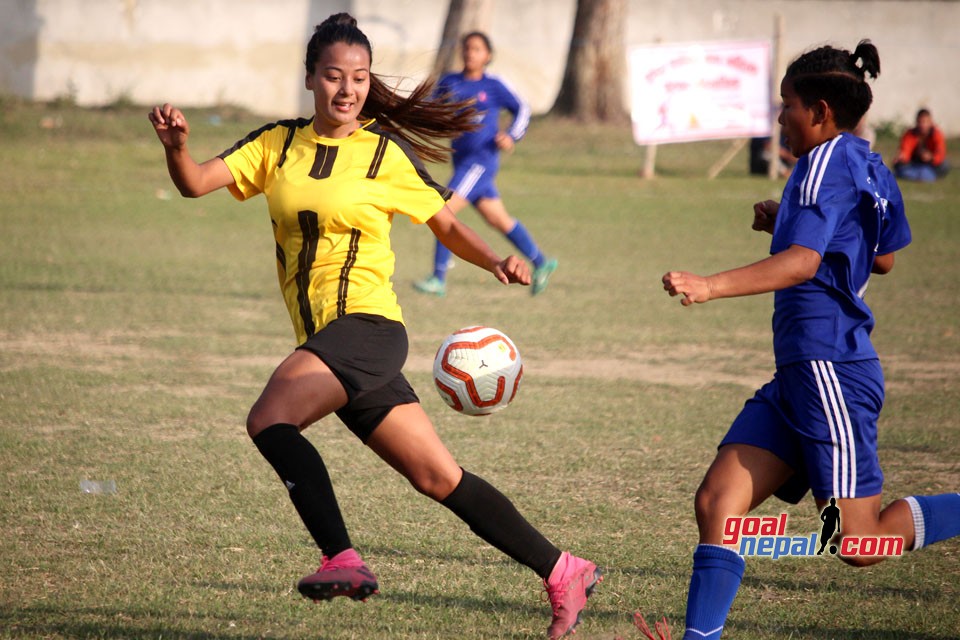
[449,155,500,204]
[720,359,885,503]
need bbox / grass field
[1,98,958,640]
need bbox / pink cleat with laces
[544,551,602,639]
[297,548,379,602]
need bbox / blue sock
[905,493,960,550]
[683,544,745,640]
[505,221,544,268]
[432,240,452,281]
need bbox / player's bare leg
[694,444,794,544]
[679,445,793,640]
[368,403,599,638]
[245,351,374,602]
[474,197,515,233]
[816,495,915,567]
[365,402,463,499]
[475,197,557,295]
[246,349,348,437]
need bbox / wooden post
[707,138,748,179]
[641,143,657,179]
[768,13,785,180]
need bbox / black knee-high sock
[441,469,562,579]
[252,423,352,558]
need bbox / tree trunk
[550,0,628,122]
[433,0,495,78]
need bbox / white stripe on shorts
[451,163,485,201]
[812,360,858,498]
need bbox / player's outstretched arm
[663,244,821,306]
[148,104,234,198]
[426,205,531,286]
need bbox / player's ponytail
[305,13,477,163]
[850,40,880,80]
[362,75,477,164]
[785,39,880,130]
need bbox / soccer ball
[432,326,523,416]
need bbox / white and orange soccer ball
[432,326,523,416]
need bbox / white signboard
[629,40,772,145]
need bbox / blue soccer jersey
[770,133,911,366]
[435,72,530,160]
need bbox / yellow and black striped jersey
[219,118,450,345]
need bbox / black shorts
[296,313,419,442]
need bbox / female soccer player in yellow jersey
[148,13,599,639]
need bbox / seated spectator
[894,108,950,181]
[749,134,795,177]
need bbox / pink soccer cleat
[297,548,379,602]
[544,551,603,639]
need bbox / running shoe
[531,258,558,296]
[413,275,447,297]
[544,551,602,639]
[297,548,379,602]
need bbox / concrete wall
[1,0,958,133]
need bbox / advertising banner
[629,40,772,145]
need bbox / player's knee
[694,482,736,526]
[246,415,264,439]
[407,468,459,501]
[246,405,272,438]
[481,215,504,231]
[246,396,295,438]
[693,485,710,522]
[482,212,514,233]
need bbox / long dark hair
[305,13,476,163]
[784,40,880,130]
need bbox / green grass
[1,99,958,639]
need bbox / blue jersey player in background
[656,40,960,640]
[414,32,558,297]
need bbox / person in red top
[894,108,950,181]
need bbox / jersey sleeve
[773,173,848,256]
[218,124,284,201]
[876,173,911,254]
[378,139,450,224]
[492,76,530,141]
